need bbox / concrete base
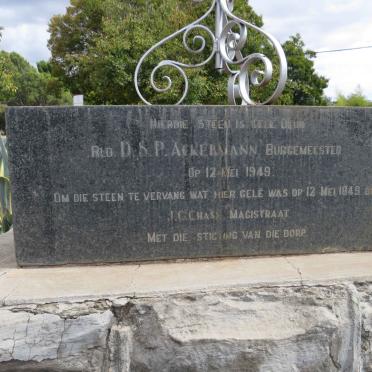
[1,231,372,371]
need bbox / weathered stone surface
[116,286,362,372]
[356,282,372,371]
[1,282,371,372]
[0,302,113,371]
[6,106,372,265]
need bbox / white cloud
[325,0,363,14]
[315,48,372,99]
[249,0,372,99]
[0,0,69,26]
[1,24,50,64]
[0,0,69,65]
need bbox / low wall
[1,232,372,371]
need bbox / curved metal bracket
[134,0,287,105]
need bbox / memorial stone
[6,106,372,266]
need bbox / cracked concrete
[284,256,304,285]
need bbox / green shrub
[0,105,6,135]
[0,136,12,233]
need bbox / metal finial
[134,0,287,105]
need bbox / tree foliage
[0,52,72,106]
[48,0,328,105]
[278,34,329,105]
[0,50,72,132]
[335,86,372,107]
[0,30,17,102]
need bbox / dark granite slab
[6,106,372,266]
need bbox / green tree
[48,0,105,97]
[335,86,372,107]
[0,51,72,132]
[48,0,328,105]
[0,52,72,106]
[37,60,52,74]
[0,31,17,103]
[0,28,17,133]
[278,34,328,105]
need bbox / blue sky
[1,0,372,99]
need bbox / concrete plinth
[1,231,372,371]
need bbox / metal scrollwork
[134,0,287,105]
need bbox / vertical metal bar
[215,0,224,71]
